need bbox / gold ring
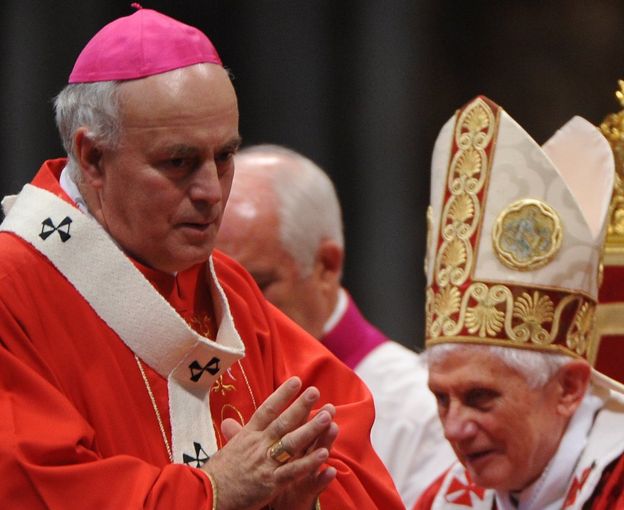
[267,439,292,464]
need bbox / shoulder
[0,232,53,284]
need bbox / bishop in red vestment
[0,7,403,510]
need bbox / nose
[442,402,477,442]
[188,160,223,205]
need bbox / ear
[315,240,343,285]
[555,360,591,418]
[73,127,105,187]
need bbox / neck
[322,287,347,335]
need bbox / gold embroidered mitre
[424,96,615,372]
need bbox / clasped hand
[202,376,339,510]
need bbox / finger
[301,421,339,466]
[313,422,339,452]
[247,376,302,431]
[274,409,334,461]
[221,417,243,441]
[312,403,336,420]
[273,447,330,485]
[314,465,338,491]
[270,462,338,510]
[264,386,321,440]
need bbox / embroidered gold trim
[434,97,497,289]
[212,374,236,396]
[220,404,245,426]
[426,282,596,358]
[492,199,563,271]
[238,360,258,412]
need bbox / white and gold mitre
[424,96,615,370]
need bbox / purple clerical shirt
[321,293,387,370]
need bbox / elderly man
[414,96,624,509]
[0,8,404,509]
[216,144,456,508]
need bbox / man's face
[428,347,567,492]
[90,64,240,273]
[216,165,330,338]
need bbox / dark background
[3,1,624,350]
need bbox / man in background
[217,144,455,508]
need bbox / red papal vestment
[0,159,403,509]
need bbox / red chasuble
[0,159,403,509]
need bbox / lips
[177,212,219,231]
[466,450,492,461]
[180,221,211,230]
[463,448,497,469]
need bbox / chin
[466,464,511,492]
[170,243,214,269]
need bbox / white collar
[322,287,348,335]
[59,165,91,216]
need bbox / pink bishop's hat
[68,4,222,83]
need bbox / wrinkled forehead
[109,73,239,155]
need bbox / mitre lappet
[424,95,623,391]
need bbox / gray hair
[237,144,344,277]
[53,81,123,181]
[426,343,572,389]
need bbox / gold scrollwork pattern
[567,302,595,356]
[435,97,497,289]
[464,283,507,337]
[512,291,554,344]
[212,374,236,396]
[426,282,596,360]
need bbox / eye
[169,158,188,168]
[433,392,449,410]
[159,157,196,175]
[216,150,236,163]
[464,388,497,410]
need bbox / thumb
[221,417,244,441]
